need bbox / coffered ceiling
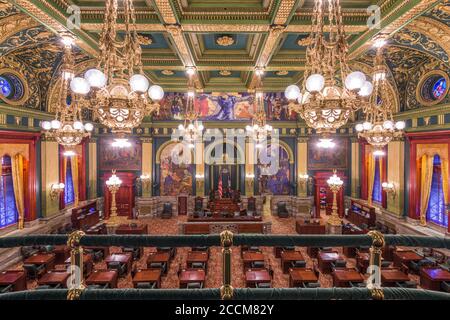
[2,0,448,93]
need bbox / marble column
[88,138,98,200]
[387,139,405,216]
[141,137,153,197]
[297,137,308,197]
[40,138,60,217]
[351,138,360,198]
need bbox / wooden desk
[242,252,265,271]
[420,268,450,291]
[296,220,326,234]
[105,253,132,275]
[317,252,341,274]
[381,268,410,287]
[115,224,148,234]
[281,251,304,274]
[132,269,162,288]
[23,253,55,272]
[0,270,27,291]
[273,247,295,258]
[306,247,320,259]
[147,252,171,268]
[86,270,118,288]
[65,254,93,277]
[187,252,208,269]
[393,250,423,267]
[85,246,110,258]
[52,245,71,265]
[179,269,206,288]
[245,269,271,288]
[332,269,364,287]
[289,268,318,287]
[38,271,70,288]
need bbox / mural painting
[159,143,193,196]
[99,138,142,171]
[257,145,291,195]
[308,138,348,170]
[154,92,297,121]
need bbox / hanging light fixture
[284,0,371,146]
[70,0,164,140]
[178,68,204,148]
[246,68,272,149]
[41,35,93,156]
[355,38,405,156]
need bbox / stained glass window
[64,158,75,205]
[372,157,382,203]
[432,77,446,99]
[426,155,447,227]
[0,76,12,98]
[0,156,18,228]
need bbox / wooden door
[103,172,136,219]
[178,196,188,215]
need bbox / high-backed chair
[136,282,157,289]
[186,282,203,289]
[194,197,203,212]
[149,262,168,274]
[303,282,320,288]
[122,247,141,260]
[23,264,46,279]
[256,282,271,288]
[291,260,307,268]
[161,203,173,219]
[107,261,127,277]
[247,197,256,216]
[277,202,289,218]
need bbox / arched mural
[159,142,194,196]
[257,144,291,195]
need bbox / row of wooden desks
[289,269,318,287]
[38,271,70,287]
[245,269,271,288]
[393,250,423,267]
[0,270,27,291]
[332,269,364,287]
[179,269,206,288]
[133,269,162,288]
[86,270,118,288]
[23,253,55,273]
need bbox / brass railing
[0,232,449,300]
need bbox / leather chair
[157,247,175,259]
[122,247,141,260]
[291,260,307,268]
[249,246,260,252]
[194,197,203,211]
[256,282,271,288]
[441,281,450,293]
[409,259,435,274]
[331,260,347,270]
[21,246,39,259]
[0,284,13,294]
[107,261,127,277]
[251,261,265,269]
[247,197,256,215]
[149,262,167,274]
[186,282,203,289]
[277,202,289,218]
[161,203,173,219]
[136,282,157,289]
[282,246,295,252]
[349,282,366,288]
[35,285,52,290]
[87,284,109,290]
[191,262,206,269]
[396,281,417,288]
[23,264,46,279]
[381,261,393,268]
[192,246,208,252]
[303,282,320,288]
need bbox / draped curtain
[367,150,375,205]
[71,155,79,206]
[420,155,437,226]
[10,154,25,229]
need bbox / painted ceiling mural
[0,0,449,114]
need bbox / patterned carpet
[12,215,421,289]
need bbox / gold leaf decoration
[161,69,174,75]
[219,70,232,76]
[276,70,288,76]
[138,35,153,45]
[216,35,235,46]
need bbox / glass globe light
[70,77,91,95]
[148,85,164,100]
[188,123,194,130]
[395,121,405,130]
[178,124,184,130]
[41,121,52,130]
[187,90,195,98]
[59,183,65,189]
[84,123,94,131]
[284,85,300,100]
[51,120,61,129]
[198,124,204,131]
[129,74,150,93]
[355,123,364,132]
[358,81,373,97]
[73,121,83,130]
[383,120,394,130]
[306,74,325,93]
[362,121,372,130]
[84,69,106,88]
[345,71,366,90]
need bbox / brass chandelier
[70,0,164,139]
[284,0,371,144]
[178,70,204,149]
[246,68,272,149]
[355,38,405,155]
[41,35,93,156]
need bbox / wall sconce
[382,182,396,198]
[245,173,255,191]
[298,173,309,184]
[139,174,151,188]
[195,173,204,191]
[50,183,65,200]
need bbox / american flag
[218,173,223,198]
